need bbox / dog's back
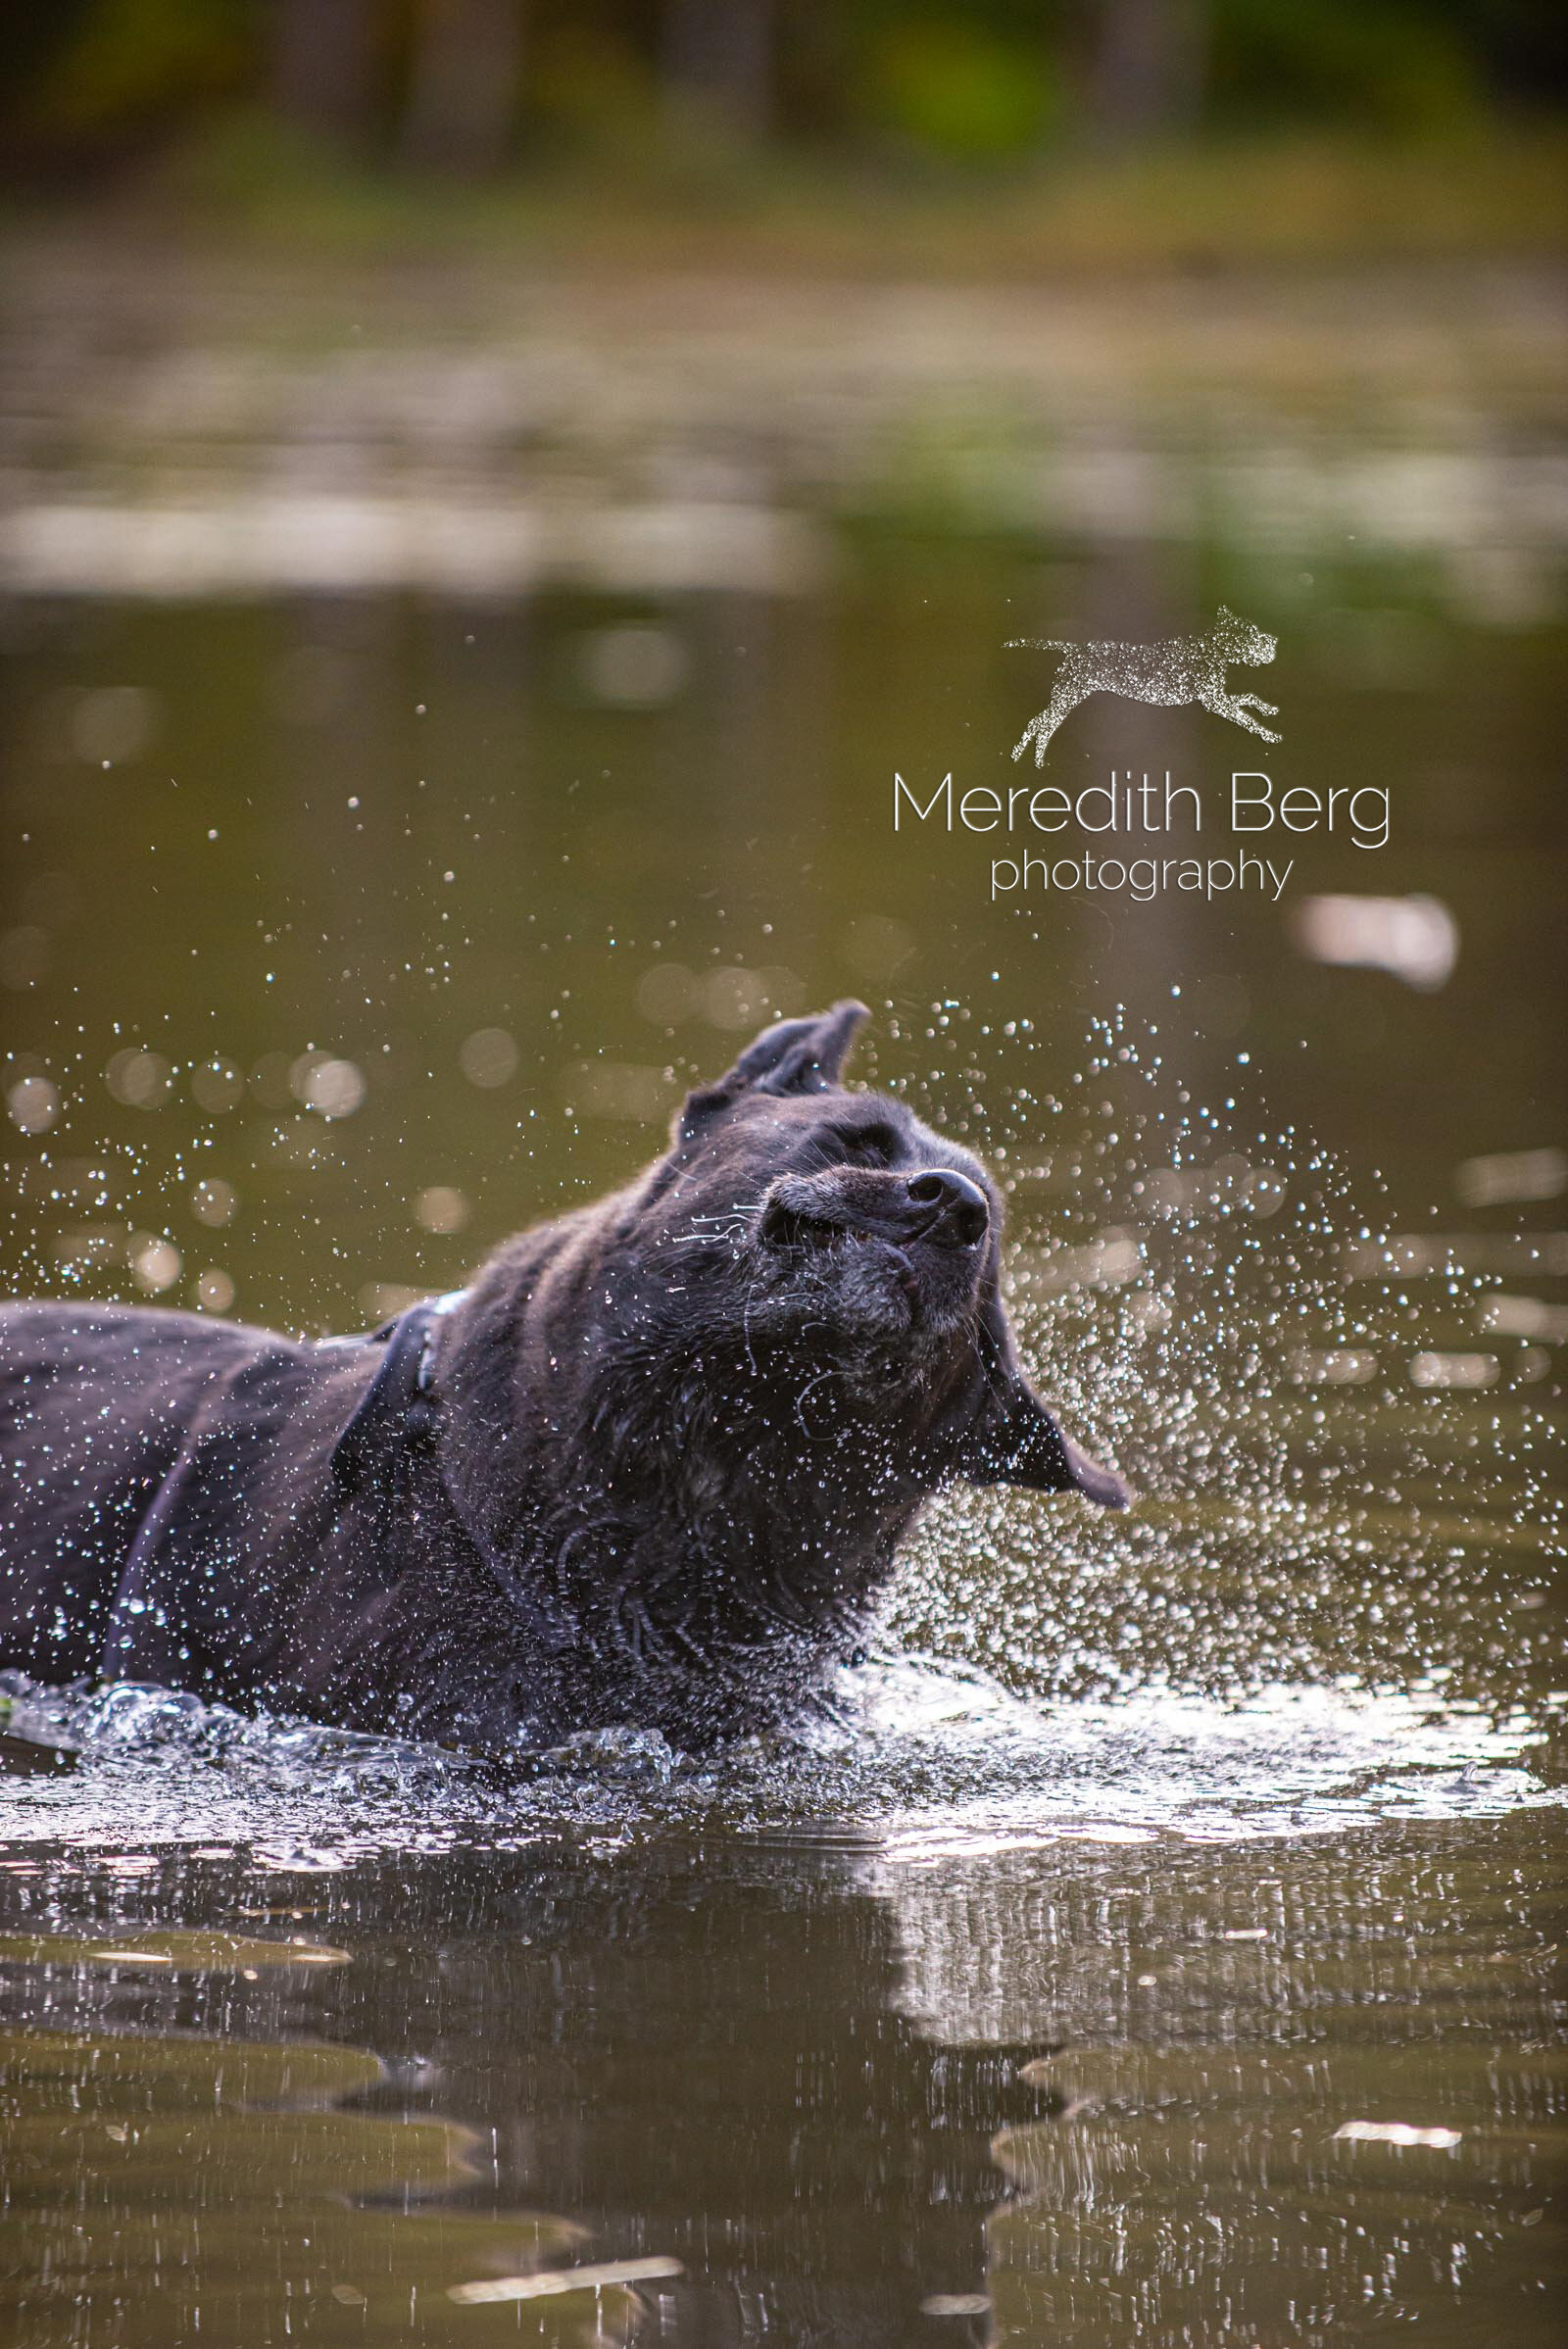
[0,1303,257,1683]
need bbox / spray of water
[2,1010,1561,1864]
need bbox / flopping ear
[959,1291,1130,1507]
[963,1379,1130,1505]
[677,1000,868,1141]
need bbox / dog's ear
[959,1291,1130,1506]
[677,1001,868,1140]
[962,1378,1130,1505]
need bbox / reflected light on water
[1409,1348,1501,1389]
[1292,891,1459,988]
[1456,1146,1568,1207]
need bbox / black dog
[0,1004,1126,1749]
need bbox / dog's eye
[824,1124,899,1168]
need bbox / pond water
[1,330,1564,2342]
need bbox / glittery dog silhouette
[1006,606,1281,763]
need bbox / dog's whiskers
[670,1202,767,1249]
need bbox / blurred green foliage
[1,0,1560,179]
[8,0,250,152]
[1211,0,1481,131]
[866,18,1063,160]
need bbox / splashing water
[3,1019,1561,1870]
[887,1011,1562,1717]
[0,1651,1556,1875]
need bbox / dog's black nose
[906,1168,989,1247]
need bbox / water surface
[1,307,1564,2339]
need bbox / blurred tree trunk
[1090,0,1206,142]
[272,0,379,142]
[662,0,775,141]
[403,0,524,173]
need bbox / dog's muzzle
[905,1169,989,1248]
[759,1168,989,1254]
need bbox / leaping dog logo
[1007,605,1281,763]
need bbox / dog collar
[327,1290,466,1490]
[324,1293,573,1657]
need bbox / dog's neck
[432,1261,934,1740]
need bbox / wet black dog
[0,1003,1126,1749]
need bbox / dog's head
[605,1002,1127,1509]
[1213,605,1276,666]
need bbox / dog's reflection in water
[338,1842,1033,2348]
